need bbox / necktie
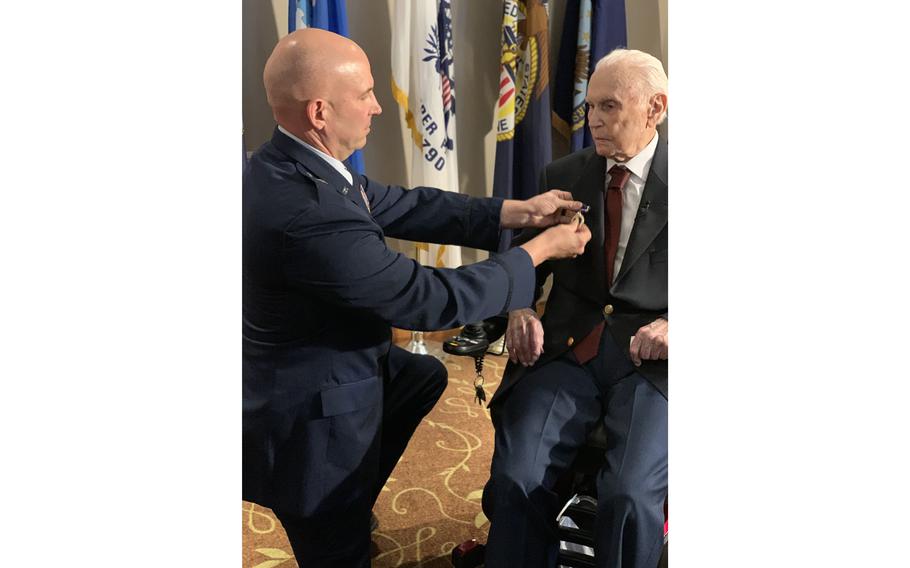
[605,165,631,287]
[571,167,630,365]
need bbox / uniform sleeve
[362,176,504,252]
[282,203,535,330]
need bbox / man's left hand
[629,318,668,366]
[501,190,584,229]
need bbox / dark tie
[605,164,631,287]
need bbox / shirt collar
[607,131,660,183]
[278,125,353,186]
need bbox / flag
[289,0,365,175]
[391,0,461,269]
[553,0,627,151]
[491,0,553,251]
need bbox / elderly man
[243,29,590,566]
[482,49,669,568]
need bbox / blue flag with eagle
[492,0,552,252]
[288,0,365,175]
[552,0,627,151]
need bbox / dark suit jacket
[243,128,536,517]
[490,138,668,408]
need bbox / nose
[372,93,382,116]
[587,106,602,127]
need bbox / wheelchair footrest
[556,494,597,566]
[558,523,594,547]
[557,548,598,568]
[561,500,597,528]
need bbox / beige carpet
[242,340,507,567]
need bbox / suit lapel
[571,150,609,303]
[614,137,668,285]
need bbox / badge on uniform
[360,185,371,214]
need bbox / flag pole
[405,330,429,355]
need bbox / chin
[593,142,616,158]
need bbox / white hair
[594,48,668,124]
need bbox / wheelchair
[444,320,668,568]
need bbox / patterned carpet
[242,340,507,567]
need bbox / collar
[607,131,659,183]
[277,125,353,186]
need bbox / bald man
[243,29,590,566]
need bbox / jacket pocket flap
[321,375,380,417]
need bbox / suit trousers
[274,346,447,567]
[483,333,667,568]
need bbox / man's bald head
[264,28,367,113]
[262,28,382,161]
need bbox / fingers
[629,334,642,366]
[639,339,655,361]
[630,321,668,365]
[546,189,583,212]
[555,208,580,225]
[553,198,584,212]
[576,223,592,247]
[522,318,543,366]
[530,319,544,364]
[521,320,535,366]
[505,312,544,367]
[506,324,520,363]
[506,321,528,364]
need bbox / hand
[506,308,544,366]
[520,220,591,266]
[629,318,668,366]
[501,190,584,229]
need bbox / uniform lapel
[614,137,668,285]
[271,127,369,214]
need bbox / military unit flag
[391,0,462,269]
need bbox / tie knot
[607,164,631,191]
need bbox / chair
[553,422,668,568]
[445,322,667,568]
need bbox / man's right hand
[520,219,591,267]
[506,308,544,366]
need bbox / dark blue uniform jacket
[243,128,535,517]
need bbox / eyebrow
[585,97,620,106]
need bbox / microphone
[636,200,651,219]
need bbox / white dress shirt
[607,132,659,279]
[278,125,353,186]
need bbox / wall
[242,0,667,262]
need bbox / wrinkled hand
[506,308,544,366]
[522,190,584,228]
[629,318,668,366]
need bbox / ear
[306,99,329,130]
[647,93,668,127]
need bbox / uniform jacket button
[603,304,614,316]
[566,337,575,346]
